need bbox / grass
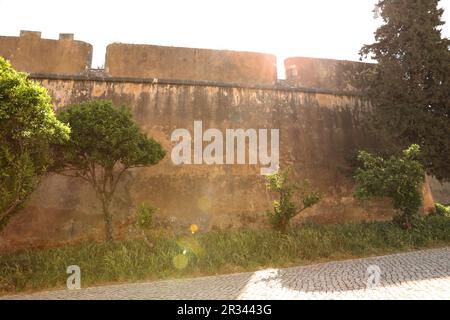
[0,214,449,295]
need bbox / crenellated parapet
[105,43,278,85]
[284,56,372,91]
[0,31,92,75]
[0,31,372,91]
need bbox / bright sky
[0,0,449,78]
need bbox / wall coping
[29,73,364,97]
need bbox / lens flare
[177,236,203,257]
[172,254,189,270]
[197,196,212,212]
[190,223,199,234]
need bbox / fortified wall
[0,32,446,250]
[0,31,92,74]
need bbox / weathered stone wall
[106,43,277,84]
[284,57,372,91]
[428,176,450,204]
[0,76,393,250]
[0,31,92,74]
[3,35,446,251]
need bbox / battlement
[105,43,277,85]
[0,31,92,75]
[0,31,370,90]
[284,57,372,91]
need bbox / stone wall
[0,75,392,251]
[428,176,450,204]
[105,43,277,84]
[1,33,447,251]
[0,31,92,74]
[284,57,372,91]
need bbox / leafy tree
[55,100,165,241]
[265,167,322,232]
[355,0,450,181]
[354,144,425,229]
[0,57,70,230]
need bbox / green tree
[55,100,165,241]
[0,57,70,230]
[354,144,425,229]
[265,167,321,232]
[355,0,450,181]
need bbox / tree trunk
[101,198,114,242]
[0,200,21,231]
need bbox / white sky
[0,0,449,78]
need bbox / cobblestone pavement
[2,247,449,300]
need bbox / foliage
[55,100,165,241]
[353,0,450,181]
[354,144,425,229]
[264,167,321,232]
[1,214,449,295]
[435,203,450,217]
[0,57,70,230]
[136,203,159,230]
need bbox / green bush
[136,203,159,230]
[435,203,450,218]
[0,58,70,230]
[354,144,425,229]
[265,167,321,232]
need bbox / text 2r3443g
[221,304,271,315]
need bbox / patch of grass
[0,215,449,295]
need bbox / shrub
[435,203,450,218]
[354,144,425,229]
[265,167,322,232]
[0,57,70,230]
[136,203,159,230]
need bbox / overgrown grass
[0,215,449,295]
